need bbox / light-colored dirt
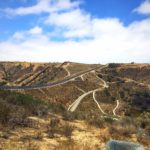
[113,100,120,116]
[68,89,96,112]
[0,115,109,150]
[93,88,107,115]
[68,71,109,113]
[62,62,71,77]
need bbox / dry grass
[0,140,40,150]
[54,139,99,150]
[109,118,137,139]
[0,62,150,149]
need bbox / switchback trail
[68,71,109,113]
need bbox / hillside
[0,62,150,150]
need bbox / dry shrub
[0,140,40,150]
[100,134,110,143]
[54,139,95,150]
[137,125,150,146]
[0,102,11,124]
[47,118,60,138]
[54,139,77,150]
[26,140,40,150]
[137,135,150,146]
[110,124,137,137]
[87,116,105,128]
[50,118,60,128]
[62,111,76,121]
[61,123,74,138]
[34,131,43,140]
[109,118,137,137]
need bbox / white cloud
[12,32,25,40]
[12,26,43,41]
[45,9,91,38]
[29,26,42,34]
[1,17,150,63]
[45,9,127,39]
[133,0,150,15]
[0,0,150,63]
[3,0,80,16]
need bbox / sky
[0,0,150,64]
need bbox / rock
[106,140,144,150]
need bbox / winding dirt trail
[113,100,120,116]
[68,70,121,117]
[93,89,107,115]
[62,62,71,77]
[80,75,84,81]
[75,86,86,93]
[68,89,95,112]
[68,71,109,112]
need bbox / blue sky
[0,0,150,63]
[83,0,147,24]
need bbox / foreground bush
[61,123,74,138]
[0,90,50,128]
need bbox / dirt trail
[80,75,84,81]
[68,89,95,112]
[113,100,120,116]
[0,66,105,90]
[93,89,107,115]
[68,68,121,116]
[68,72,109,112]
[75,86,86,93]
[62,62,71,77]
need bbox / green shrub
[48,102,66,113]
[10,94,44,106]
[104,116,114,124]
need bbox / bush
[50,118,60,128]
[104,89,110,96]
[47,127,56,138]
[108,63,121,68]
[63,111,76,121]
[0,90,52,129]
[88,118,104,128]
[9,94,44,107]
[54,139,97,150]
[87,114,105,128]
[109,118,137,137]
[0,102,11,124]
[34,131,43,140]
[62,123,74,138]
[48,102,66,113]
[47,118,60,138]
[104,117,115,124]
